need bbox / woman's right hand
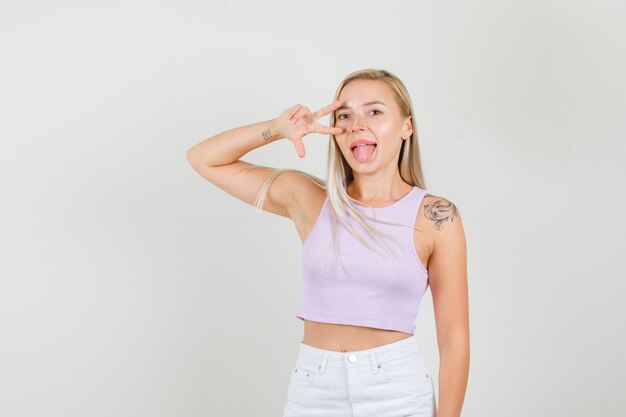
[274,101,345,158]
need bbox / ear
[402,115,413,139]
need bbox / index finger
[312,100,342,120]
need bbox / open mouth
[351,143,377,163]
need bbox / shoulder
[420,192,466,255]
[420,192,462,232]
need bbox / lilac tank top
[295,184,429,334]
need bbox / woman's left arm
[426,196,470,417]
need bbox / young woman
[186,69,469,417]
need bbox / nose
[350,113,367,133]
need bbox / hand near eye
[274,100,345,158]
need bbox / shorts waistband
[294,335,423,375]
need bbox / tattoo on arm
[261,128,274,143]
[423,194,459,231]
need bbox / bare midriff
[302,319,413,352]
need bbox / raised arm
[185,101,344,219]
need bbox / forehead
[337,79,395,105]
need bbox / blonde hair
[255,68,427,269]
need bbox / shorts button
[348,354,357,363]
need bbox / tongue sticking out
[353,145,376,163]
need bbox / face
[333,79,412,173]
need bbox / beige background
[1,0,625,416]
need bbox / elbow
[439,336,470,355]
[186,148,200,166]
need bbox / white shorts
[283,334,437,417]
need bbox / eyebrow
[335,100,387,112]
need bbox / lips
[350,139,377,150]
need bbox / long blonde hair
[255,68,427,265]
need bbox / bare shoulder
[413,192,462,269]
[420,192,466,264]
[421,192,462,232]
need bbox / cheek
[375,121,399,135]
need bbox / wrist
[269,118,284,141]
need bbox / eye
[336,109,382,119]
